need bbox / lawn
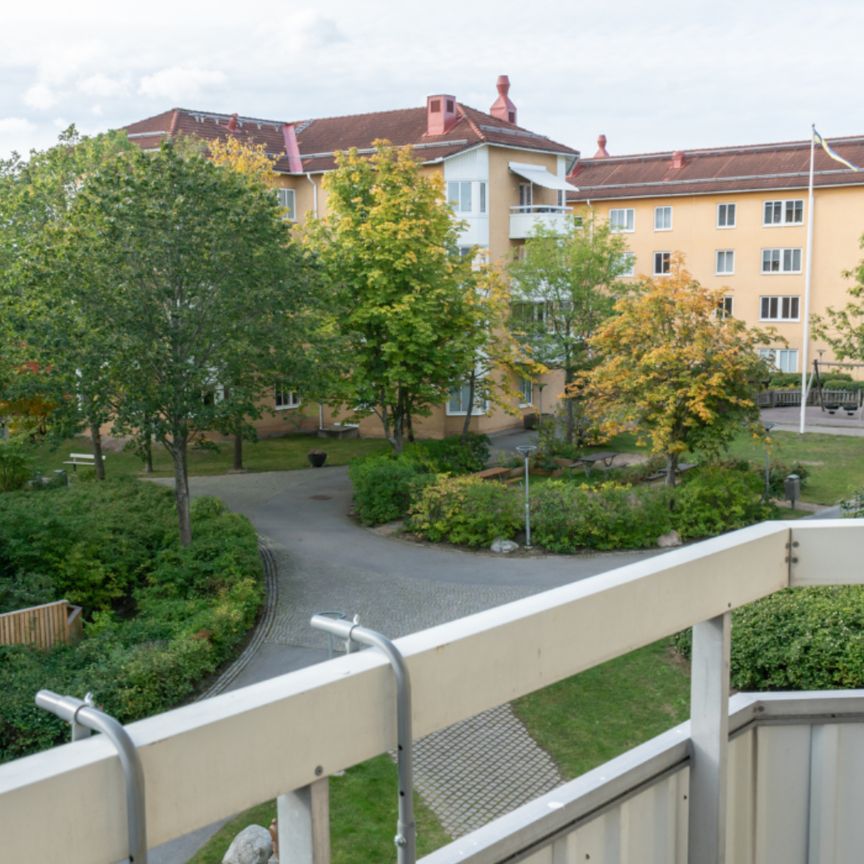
[188,756,451,864]
[28,434,390,479]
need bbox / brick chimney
[672,150,685,169]
[226,113,239,133]
[490,75,517,125]
[426,94,458,136]
[594,134,609,158]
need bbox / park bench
[62,452,104,472]
[473,466,511,482]
[552,452,620,477]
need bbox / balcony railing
[509,205,571,239]
[1,519,863,863]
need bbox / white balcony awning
[509,161,579,191]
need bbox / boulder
[222,825,272,864]
[491,538,519,554]
[657,530,682,548]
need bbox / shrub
[408,475,521,546]
[671,467,775,539]
[822,378,864,392]
[405,433,490,475]
[349,455,432,525]
[532,481,673,552]
[0,443,30,493]
[675,587,864,691]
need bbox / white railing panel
[789,520,864,586]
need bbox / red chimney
[426,94,458,136]
[281,124,303,174]
[490,75,517,125]
[672,150,685,169]
[226,113,239,133]
[594,134,609,158]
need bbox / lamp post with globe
[515,443,538,548]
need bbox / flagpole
[799,124,816,434]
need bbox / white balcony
[509,205,571,239]
[2,519,864,863]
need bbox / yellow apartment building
[567,134,864,377]
[122,76,578,440]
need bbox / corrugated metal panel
[726,729,755,864]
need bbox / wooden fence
[0,600,83,650]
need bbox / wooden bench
[62,452,104,471]
[473,467,512,482]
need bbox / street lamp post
[515,444,538,549]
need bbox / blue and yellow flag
[814,129,862,171]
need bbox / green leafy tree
[55,142,313,544]
[308,142,483,452]
[509,215,630,444]
[581,260,772,484]
[812,240,864,368]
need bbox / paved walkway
[149,456,665,860]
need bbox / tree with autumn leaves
[580,260,772,484]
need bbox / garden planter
[308,450,327,468]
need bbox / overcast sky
[2,0,863,162]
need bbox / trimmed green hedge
[0,480,262,762]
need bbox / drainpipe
[305,173,318,217]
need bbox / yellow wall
[575,185,864,373]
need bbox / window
[716,250,735,274]
[479,182,487,214]
[511,300,549,330]
[760,295,800,321]
[275,188,296,221]
[518,183,533,209]
[519,377,533,406]
[447,382,487,415]
[763,199,804,226]
[617,253,636,277]
[653,251,671,275]
[718,296,734,318]
[761,248,802,273]
[609,208,634,233]
[275,385,300,410]
[654,206,672,231]
[759,348,798,373]
[717,203,736,228]
[448,181,473,213]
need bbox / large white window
[275,188,296,221]
[609,208,635,233]
[762,248,802,273]
[759,348,798,373]
[448,180,487,214]
[716,250,735,275]
[653,251,671,275]
[447,382,488,415]
[717,203,736,228]
[518,183,533,209]
[763,199,804,226]
[617,253,636,277]
[275,385,300,410]
[519,377,533,406]
[718,296,734,318]
[760,296,800,321]
[654,206,672,231]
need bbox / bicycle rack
[36,690,148,864]
[310,614,416,864]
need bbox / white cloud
[23,83,58,110]
[138,65,226,102]
[0,116,36,134]
[78,73,128,98]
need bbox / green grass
[188,756,451,864]
[512,640,690,779]
[28,434,390,479]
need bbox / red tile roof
[567,136,864,201]
[122,104,577,174]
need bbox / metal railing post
[310,615,415,864]
[687,613,731,864]
[36,690,147,864]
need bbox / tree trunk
[461,372,477,442]
[665,453,679,487]
[406,410,415,444]
[233,425,243,471]
[143,434,153,474]
[90,420,106,481]
[169,435,193,547]
[564,368,575,445]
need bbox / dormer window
[430,99,441,113]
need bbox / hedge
[0,480,262,762]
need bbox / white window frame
[275,188,296,221]
[759,348,798,373]
[609,208,635,233]
[715,249,735,275]
[446,382,488,416]
[653,251,671,276]
[617,253,636,277]
[654,206,672,231]
[759,295,800,322]
[717,203,736,229]
[274,385,301,410]
[518,377,533,407]
[718,296,734,318]
[448,180,473,214]
[761,248,802,274]
[763,199,804,226]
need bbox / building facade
[122,77,578,440]
[567,134,864,378]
